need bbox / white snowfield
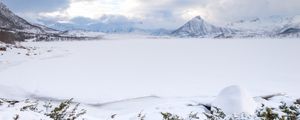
[0,36,300,119]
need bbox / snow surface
[1,37,300,119]
[1,37,300,103]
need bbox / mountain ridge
[172,16,236,37]
[172,15,300,38]
[0,2,100,43]
[0,2,44,33]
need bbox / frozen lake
[1,37,299,103]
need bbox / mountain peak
[194,16,203,20]
[172,15,234,37]
[189,16,206,24]
[0,1,9,10]
[0,1,8,11]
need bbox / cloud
[125,0,300,26]
[2,0,69,12]
[2,0,300,29]
[203,0,300,23]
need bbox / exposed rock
[0,45,6,51]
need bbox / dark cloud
[2,0,69,12]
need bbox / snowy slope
[172,16,235,37]
[0,2,43,33]
[227,15,300,37]
[0,2,101,42]
[172,15,300,38]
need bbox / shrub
[256,104,280,120]
[161,112,184,120]
[204,107,226,120]
[13,114,19,120]
[45,98,86,120]
[279,102,300,120]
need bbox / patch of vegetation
[204,107,226,120]
[225,113,256,120]
[13,114,19,120]
[0,98,86,120]
[279,102,300,120]
[256,102,300,120]
[187,112,200,120]
[160,112,200,120]
[295,99,300,105]
[45,98,86,120]
[161,112,184,120]
[0,98,19,106]
[20,100,40,112]
[256,105,279,120]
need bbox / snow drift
[212,85,257,115]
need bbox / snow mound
[212,85,257,115]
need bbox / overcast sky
[2,0,300,29]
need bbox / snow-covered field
[0,36,300,119]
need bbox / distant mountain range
[1,1,300,44]
[38,16,172,35]
[40,15,300,38]
[172,15,300,38]
[38,16,139,33]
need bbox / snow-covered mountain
[172,15,300,38]
[0,2,44,33]
[0,2,101,43]
[172,16,235,37]
[38,21,140,33]
[38,16,173,35]
[226,15,300,37]
[38,16,144,33]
